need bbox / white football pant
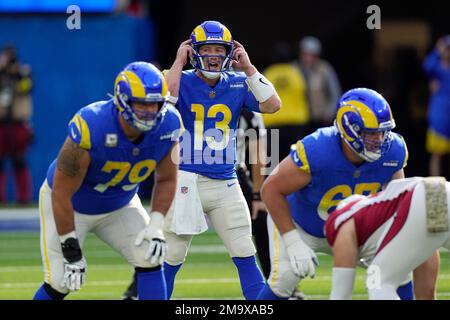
[368,181,450,299]
[164,171,256,266]
[38,180,157,294]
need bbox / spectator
[423,35,450,177]
[297,36,342,132]
[263,42,311,161]
[0,44,33,204]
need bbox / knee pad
[369,285,400,300]
[268,263,300,298]
[132,244,163,269]
[47,276,69,295]
[164,231,192,265]
[228,231,256,258]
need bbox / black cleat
[122,273,138,300]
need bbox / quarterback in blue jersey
[160,21,281,300]
[257,88,439,300]
[33,62,182,300]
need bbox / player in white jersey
[326,176,450,300]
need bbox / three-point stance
[327,176,449,300]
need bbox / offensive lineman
[33,62,182,300]
[257,88,438,300]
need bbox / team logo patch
[181,186,189,194]
[105,134,118,147]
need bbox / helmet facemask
[190,21,234,78]
[191,43,233,79]
[358,128,394,162]
[336,114,395,162]
[335,88,396,163]
[113,62,169,133]
[116,88,168,132]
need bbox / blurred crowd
[0,44,33,204]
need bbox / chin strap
[200,70,221,79]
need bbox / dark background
[146,0,450,180]
[0,0,449,201]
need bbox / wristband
[61,237,82,263]
[252,192,262,201]
[167,95,178,105]
[245,71,276,103]
[59,230,77,243]
[149,211,165,229]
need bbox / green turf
[1,231,449,300]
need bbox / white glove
[61,257,87,291]
[59,234,87,291]
[135,211,166,265]
[282,229,319,279]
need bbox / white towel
[170,171,208,235]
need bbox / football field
[2,230,450,300]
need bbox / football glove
[282,229,319,279]
[135,211,166,265]
[60,237,87,291]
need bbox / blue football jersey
[177,70,260,179]
[288,126,408,238]
[46,99,183,214]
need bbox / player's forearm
[259,94,281,114]
[330,267,356,300]
[151,178,176,215]
[261,186,296,234]
[51,189,76,235]
[165,61,184,98]
[251,159,265,193]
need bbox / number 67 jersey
[289,126,408,238]
[45,99,183,214]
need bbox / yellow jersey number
[191,104,232,151]
[94,159,156,193]
[317,183,381,221]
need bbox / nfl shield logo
[181,186,188,194]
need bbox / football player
[327,176,450,300]
[162,20,281,299]
[33,62,183,300]
[257,88,438,300]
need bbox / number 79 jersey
[46,99,183,214]
[288,126,408,238]
[177,70,260,179]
